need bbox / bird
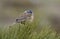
[16,10,34,24]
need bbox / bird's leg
[21,21,25,25]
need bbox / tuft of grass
[0,22,60,39]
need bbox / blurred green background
[0,0,60,39]
[0,0,60,32]
[0,0,60,36]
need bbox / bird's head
[24,10,33,16]
[24,10,32,14]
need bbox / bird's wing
[18,13,27,18]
